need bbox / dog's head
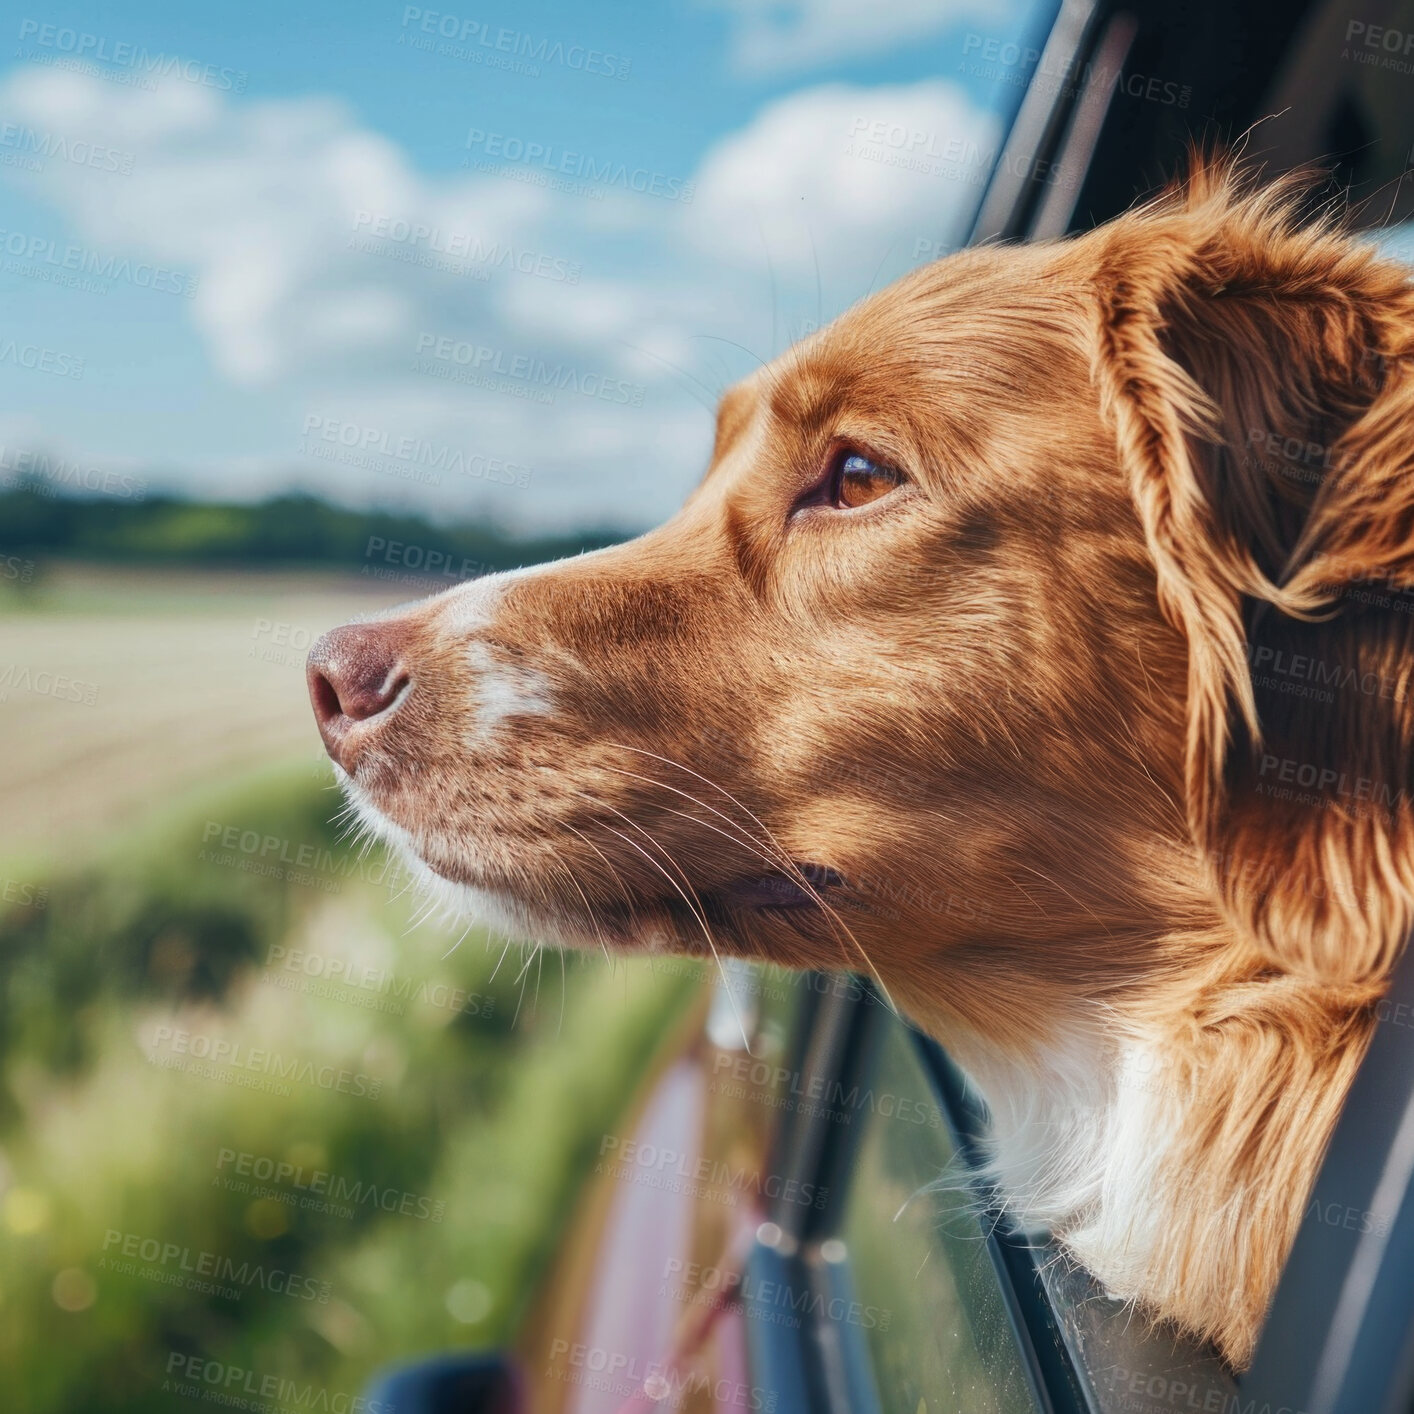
[309,164,1414,1032]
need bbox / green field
[0,563,704,1411]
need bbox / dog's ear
[1091,161,1414,985]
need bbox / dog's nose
[306,622,411,769]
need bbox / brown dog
[307,162,1414,1366]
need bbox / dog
[306,162,1414,1367]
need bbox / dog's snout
[307,622,411,769]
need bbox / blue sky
[0,0,1055,533]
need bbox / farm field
[0,562,402,864]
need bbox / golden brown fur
[309,161,1414,1367]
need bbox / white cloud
[687,81,998,280]
[0,67,541,383]
[705,0,1019,76]
[0,66,992,530]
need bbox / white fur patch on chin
[334,769,580,948]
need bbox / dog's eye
[834,452,903,509]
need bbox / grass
[0,758,707,1411]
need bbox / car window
[838,1019,1043,1414]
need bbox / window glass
[840,1020,1043,1414]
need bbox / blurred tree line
[0,485,624,570]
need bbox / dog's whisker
[536,943,546,1021]
[439,917,477,962]
[688,332,767,371]
[383,865,421,910]
[558,819,635,907]
[569,790,713,925]
[542,835,617,975]
[595,818,749,1049]
[608,791,882,1012]
[511,942,539,1028]
[595,764,798,876]
[556,947,566,1037]
[487,935,514,984]
[603,744,802,875]
[572,791,753,1052]
[401,891,443,937]
[809,225,823,334]
[598,746,897,1013]
[612,337,720,414]
[593,751,896,1015]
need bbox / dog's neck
[913,943,1378,1368]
